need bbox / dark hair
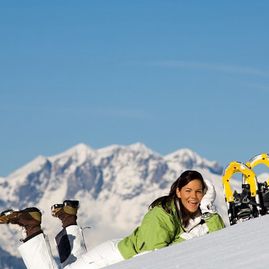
[149,170,206,226]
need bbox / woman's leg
[52,200,88,267]
[83,239,124,268]
[55,225,87,267]
[63,240,124,269]
[54,223,124,269]
[18,233,59,269]
[1,207,58,269]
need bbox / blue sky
[0,1,269,176]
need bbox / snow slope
[108,215,269,269]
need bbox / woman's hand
[180,223,209,240]
[200,179,216,214]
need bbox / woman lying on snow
[0,170,225,269]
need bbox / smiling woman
[0,170,224,269]
[0,170,225,269]
[117,170,225,260]
[149,170,216,228]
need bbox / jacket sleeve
[135,206,175,251]
[204,213,225,232]
[118,206,176,259]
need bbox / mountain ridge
[3,143,222,178]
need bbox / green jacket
[118,200,225,259]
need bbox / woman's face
[176,179,204,213]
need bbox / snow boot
[51,200,79,228]
[0,207,42,242]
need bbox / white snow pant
[18,225,124,269]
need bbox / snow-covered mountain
[0,143,230,268]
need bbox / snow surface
[107,215,269,269]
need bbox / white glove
[189,223,209,237]
[180,232,195,241]
[200,179,216,214]
[180,224,209,240]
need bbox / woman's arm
[118,206,175,259]
[204,213,225,232]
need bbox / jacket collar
[174,198,202,231]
